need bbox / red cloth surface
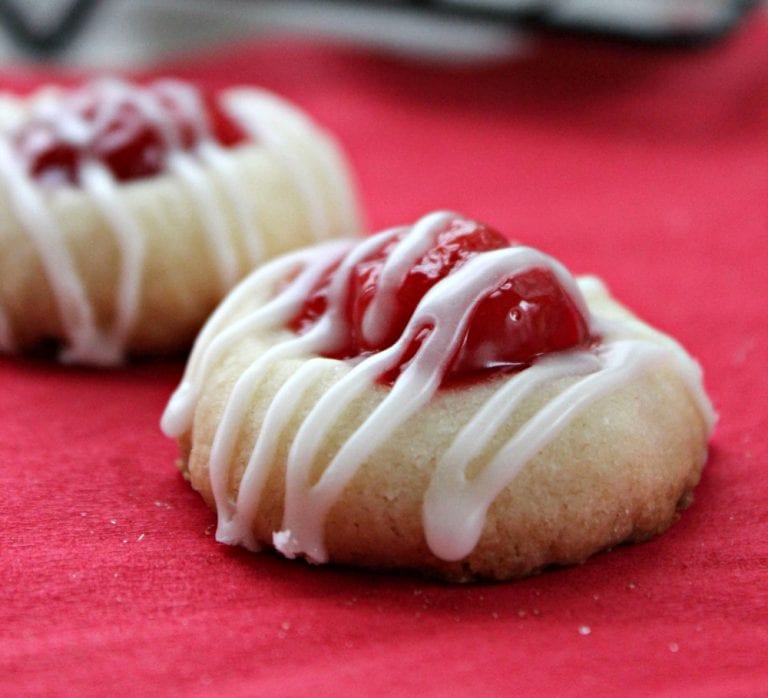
[2,15,768,698]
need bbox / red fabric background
[2,15,768,697]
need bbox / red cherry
[291,216,592,386]
[202,91,246,147]
[14,81,246,186]
[447,268,590,379]
[349,217,509,352]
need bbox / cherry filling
[14,80,247,186]
[291,217,593,386]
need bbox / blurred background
[0,0,761,67]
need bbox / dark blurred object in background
[348,0,759,43]
[0,0,760,66]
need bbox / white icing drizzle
[197,140,265,266]
[0,136,112,364]
[161,212,715,564]
[424,341,686,560]
[161,240,354,439]
[0,78,358,363]
[361,210,452,346]
[77,160,146,364]
[222,89,361,240]
[168,150,240,292]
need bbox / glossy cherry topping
[291,216,593,386]
[13,79,246,186]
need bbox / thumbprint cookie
[0,77,360,364]
[162,211,714,581]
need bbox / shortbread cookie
[162,211,715,581]
[0,77,359,364]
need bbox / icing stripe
[224,89,341,241]
[197,141,265,266]
[590,312,717,431]
[78,160,146,362]
[269,94,362,237]
[161,240,353,439]
[425,341,667,560]
[222,357,335,551]
[169,151,240,292]
[0,137,108,364]
[361,210,454,346]
[310,126,362,236]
